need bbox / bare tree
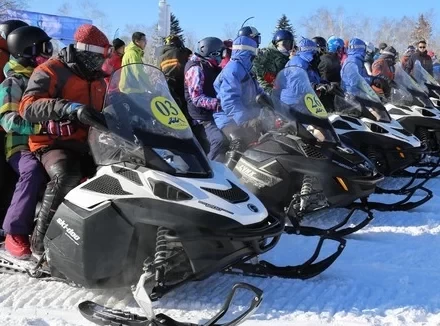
[223,22,239,40]
[184,30,198,52]
[0,0,28,19]
[57,3,72,16]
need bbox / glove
[45,120,77,136]
[61,102,86,120]
[256,93,274,109]
[315,83,330,93]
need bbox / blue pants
[202,121,229,162]
[2,150,46,235]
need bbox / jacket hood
[3,59,34,78]
[126,41,144,56]
[231,36,258,70]
[286,54,309,70]
[347,47,366,58]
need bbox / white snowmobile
[0,64,345,325]
[326,69,433,210]
[412,60,440,107]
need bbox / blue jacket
[213,36,263,130]
[341,48,372,93]
[286,54,321,86]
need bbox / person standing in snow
[102,37,125,82]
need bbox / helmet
[7,26,52,58]
[165,34,183,47]
[366,42,375,54]
[272,29,294,45]
[197,37,224,57]
[348,38,366,52]
[237,26,261,46]
[327,36,344,53]
[0,19,28,40]
[312,36,326,52]
[297,38,318,53]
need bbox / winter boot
[5,234,31,259]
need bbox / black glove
[60,102,88,120]
[256,93,274,109]
[372,76,391,96]
[315,83,330,93]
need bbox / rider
[0,19,29,229]
[401,45,415,68]
[159,35,192,123]
[19,24,110,255]
[253,29,295,93]
[312,36,327,57]
[214,26,267,169]
[184,37,229,162]
[364,42,376,76]
[220,39,232,68]
[0,26,52,259]
[341,38,388,95]
[318,36,344,83]
[371,46,397,97]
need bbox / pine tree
[410,14,432,44]
[170,13,185,44]
[274,14,294,34]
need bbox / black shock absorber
[154,226,171,284]
[417,127,429,148]
[367,145,377,166]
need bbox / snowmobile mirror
[77,106,108,131]
[256,93,274,110]
[203,282,263,326]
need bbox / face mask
[76,50,106,73]
[35,56,49,66]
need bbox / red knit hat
[74,24,109,48]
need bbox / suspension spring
[299,175,314,211]
[367,146,377,166]
[154,226,172,283]
[417,127,429,147]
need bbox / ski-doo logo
[56,218,81,244]
[247,204,259,213]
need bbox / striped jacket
[0,60,41,159]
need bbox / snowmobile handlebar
[76,106,108,131]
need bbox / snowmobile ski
[78,282,263,326]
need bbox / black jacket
[318,52,341,83]
[404,50,433,76]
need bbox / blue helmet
[272,29,294,45]
[237,26,261,46]
[327,36,344,53]
[348,38,367,56]
[297,37,318,62]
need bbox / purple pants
[2,150,46,235]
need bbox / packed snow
[1,176,440,326]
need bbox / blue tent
[2,9,92,44]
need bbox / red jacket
[102,52,123,83]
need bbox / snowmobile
[0,64,345,324]
[231,67,384,238]
[384,63,440,158]
[412,60,440,106]
[325,69,433,209]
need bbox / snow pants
[2,150,46,235]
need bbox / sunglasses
[419,46,426,49]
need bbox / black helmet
[0,19,28,40]
[197,37,224,57]
[237,26,261,45]
[272,30,294,46]
[312,36,327,52]
[7,26,52,58]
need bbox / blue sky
[27,0,438,45]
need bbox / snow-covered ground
[2,176,440,326]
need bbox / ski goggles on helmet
[23,40,53,58]
[76,42,114,58]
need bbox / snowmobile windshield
[88,63,212,178]
[344,69,391,123]
[392,63,434,107]
[272,66,340,144]
[413,60,440,88]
